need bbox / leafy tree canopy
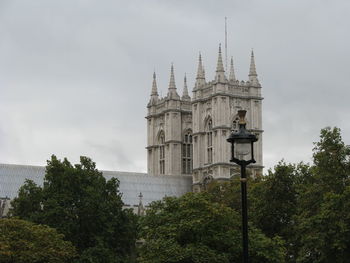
[138,192,286,263]
[206,127,350,263]
[0,218,76,263]
[10,155,137,263]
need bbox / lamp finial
[238,110,247,125]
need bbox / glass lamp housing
[227,110,258,164]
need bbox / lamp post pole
[227,110,258,263]
[240,164,249,263]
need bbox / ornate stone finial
[137,192,145,216]
[249,50,260,85]
[167,63,180,99]
[169,63,176,90]
[194,53,206,91]
[249,50,257,77]
[182,73,191,101]
[196,53,205,80]
[138,192,143,201]
[149,71,159,105]
[216,44,225,73]
[229,56,236,82]
[151,71,158,96]
[215,44,226,83]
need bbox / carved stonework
[146,49,263,185]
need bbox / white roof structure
[0,163,192,206]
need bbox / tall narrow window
[206,119,213,164]
[182,131,193,174]
[159,133,165,174]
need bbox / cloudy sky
[0,0,349,173]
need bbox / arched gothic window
[206,119,213,164]
[159,132,165,174]
[182,131,193,174]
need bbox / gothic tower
[146,65,192,176]
[146,46,263,191]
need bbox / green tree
[207,164,301,262]
[0,218,76,263]
[294,127,350,262]
[138,192,286,263]
[249,161,298,239]
[295,186,350,263]
[10,155,137,263]
[10,179,43,222]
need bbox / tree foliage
[7,127,350,263]
[10,155,137,263]
[0,218,76,263]
[207,127,350,263]
[294,127,350,262]
[138,192,286,263]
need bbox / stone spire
[182,74,191,101]
[248,50,259,85]
[167,64,180,99]
[229,56,236,82]
[194,53,206,90]
[149,71,158,104]
[151,71,158,96]
[137,192,145,216]
[196,53,205,80]
[215,44,226,83]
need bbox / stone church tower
[146,45,263,191]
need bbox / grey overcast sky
[0,0,349,172]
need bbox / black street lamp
[227,110,258,263]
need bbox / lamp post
[227,110,258,263]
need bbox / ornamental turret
[167,64,180,100]
[215,44,227,83]
[182,74,191,101]
[149,71,158,104]
[229,57,236,82]
[248,50,260,86]
[194,53,206,90]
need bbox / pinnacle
[196,53,205,79]
[182,74,190,101]
[229,57,236,81]
[169,63,176,90]
[248,50,260,85]
[249,50,257,77]
[151,71,158,96]
[167,63,180,99]
[216,44,225,73]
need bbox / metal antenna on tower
[225,17,228,71]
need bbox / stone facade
[147,46,263,191]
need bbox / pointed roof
[249,50,257,77]
[182,74,191,101]
[196,53,205,79]
[215,44,226,83]
[248,50,260,85]
[151,71,158,96]
[167,64,180,99]
[169,63,176,90]
[148,71,159,105]
[229,57,236,81]
[216,44,225,73]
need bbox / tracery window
[206,119,213,164]
[182,131,192,174]
[159,132,165,174]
